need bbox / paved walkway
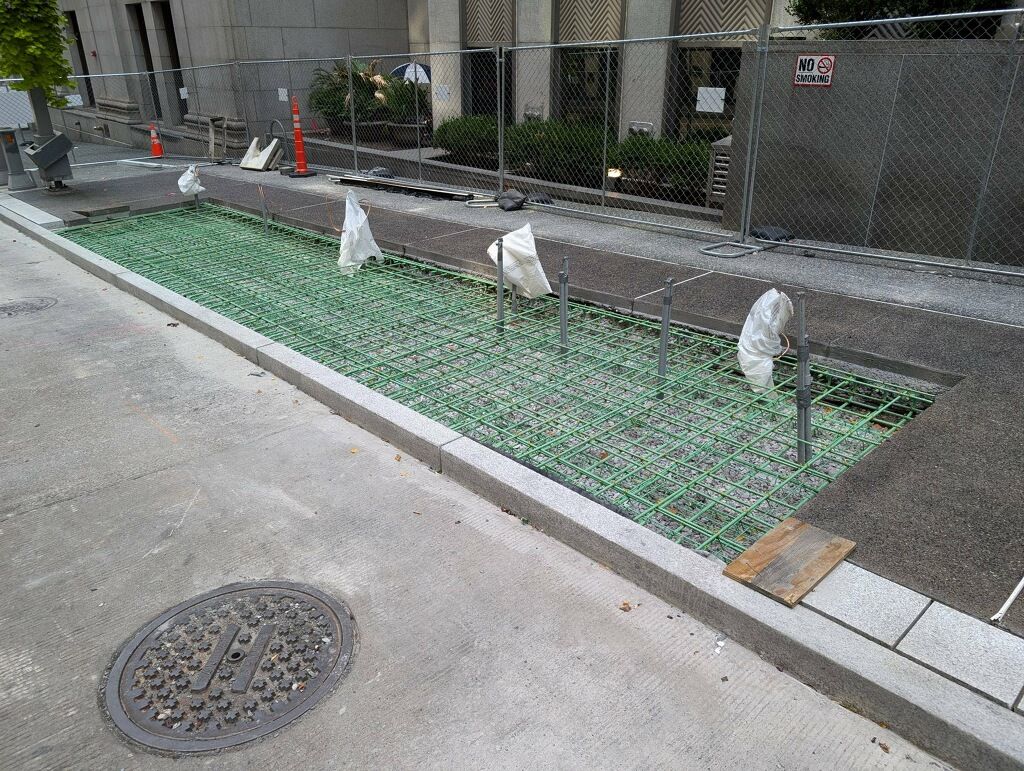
[0,225,944,767]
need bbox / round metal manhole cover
[0,296,57,317]
[103,581,355,753]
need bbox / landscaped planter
[355,120,389,143]
[388,122,430,148]
[615,174,704,206]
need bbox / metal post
[496,47,506,195]
[559,256,569,355]
[965,9,1022,263]
[413,55,423,183]
[599,46,613,208]
[496,237,505,334]
[28,87,55,141]
[235,61,253,150]
[796,291,812,464]
[511,284,519,315]
[347,55,359,173]
[194,193,200,213]
[658,278,674,382]
[737,12,773,243]
[261,192,269,235]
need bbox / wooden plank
[723,517,855,607]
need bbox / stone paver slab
[898,602,1024,706]
[805,561,930,647]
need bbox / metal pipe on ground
[559,256,570,355]
[496,237,505,334]
[658,278,674,396]
[796,292,812,464]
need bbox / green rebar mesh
[62,204,935,558]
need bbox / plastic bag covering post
[338,190,383,276]
[738,288,793,392]
[485,224,552,299]
[177,164,205,195]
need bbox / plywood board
[724,517,855,607]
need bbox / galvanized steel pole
[496,237,505,334]
[796,291,812,464]
[559,257,569,355]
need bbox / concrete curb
[440,437,1024,770]
[3,205,1022,769]
[254,342,460,469]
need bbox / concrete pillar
[408,0,431,54]
[515,0,554,123]
[618,0,673,139]
[427,0,462,130]
[141,2,183,125]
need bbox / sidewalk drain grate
[103,581,354,754]
[1,296,57,317]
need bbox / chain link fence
[2,7,1021,273]
[732,8,1024,271]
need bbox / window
[555,46,618,128]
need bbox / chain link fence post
[599,45,612,208]
[347,55,359,173]
[233,61,252,148]
[737,12,773,244]
[413,54,424,182]
[965,8,1023,264]
[497,46,506,195]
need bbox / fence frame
[3,6,1023,277]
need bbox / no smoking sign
[793,54,836,87]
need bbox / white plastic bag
[486,223,552,299]
[337,190,382,276]
[177,164,204,195]
[738,288,793,392]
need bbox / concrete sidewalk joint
[3,203,1024,770]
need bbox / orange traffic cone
[149,123,164,158]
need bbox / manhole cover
[0,296,57,317]
[103,581,355,753]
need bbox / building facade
[59,0,789,140]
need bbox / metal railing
[3,6,1022,275]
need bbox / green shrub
[432,115,713,193]
[308,60,389,123]
[382,78,430,124]
[433,115,499,157]
[508,119,605,179]
[610,135,710,188]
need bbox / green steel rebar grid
[62,204,935,559]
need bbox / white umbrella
[389,63,431,84]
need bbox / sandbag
[738,288,793,392]
[496,190,526,211]
[177,164,204,195]
[486,223,552,299]
[338,190,382,276]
